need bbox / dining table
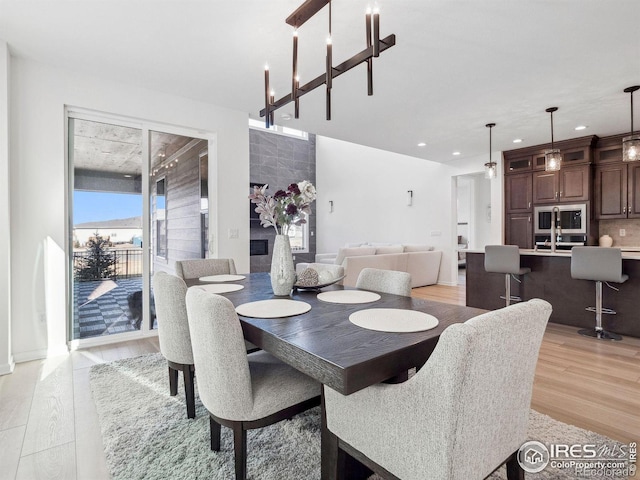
[186,271,487,480]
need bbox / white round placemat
[235,299,311,319]
[195,284,244,294]
[198,274,246,282]
[349,308,439,333]
[316,290,381,304]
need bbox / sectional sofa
[296,244,442,288]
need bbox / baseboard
[12,343,69,364]
[437,280,458,287]
[0,357,15,375]
[68,329,158,350]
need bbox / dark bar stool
[571,246,627,341]
[484,245,531,307]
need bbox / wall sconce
[329,200,334,213]
[407,190,413,206]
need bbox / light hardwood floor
[413,283,640,444]
[1,284,638,479]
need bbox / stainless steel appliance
[533,203,588,250]
[534,234,587,250]
[534,203,587,235]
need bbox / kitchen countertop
[466,248,640,259]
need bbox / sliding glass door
[68,112,209,343]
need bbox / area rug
[89,353,632,480]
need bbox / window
[287,213,309,253]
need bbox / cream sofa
[297,244,442,288]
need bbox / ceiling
[72,119,197,175]
[1,0,639,164]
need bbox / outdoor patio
[73,277,156,339]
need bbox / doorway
[68,112,209,344]
[454,172,493,286]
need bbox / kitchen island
[466,249,640,338]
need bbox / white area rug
[89,353,631,480]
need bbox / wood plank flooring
[0,280,638,479]
[413,280,640,444]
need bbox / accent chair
[324,298,552,480]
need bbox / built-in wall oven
[534,203,587,249]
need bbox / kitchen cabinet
[532,164,591,204]
[595,162,640,219]
[506,213,533,249]
[505,155,532,173]
[531,145,592,170]
[505,173,532,212]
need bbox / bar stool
[571,246,627,341]
[484,245,531,307]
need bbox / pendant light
[622,85,640,162]
[544,107,562,171]
[484,123,497,179]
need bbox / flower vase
[270,234,296,296]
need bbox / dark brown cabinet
[505,155,531,173]
[532,164,591,204]
[595,162,640,219]
[505,173,532,212]
[506,213,533,249]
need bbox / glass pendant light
[622,86,640,162]
[544,107,562,171]
[484,123,497,179]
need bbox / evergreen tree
[75,232,117,281]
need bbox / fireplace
[250,239,268,256]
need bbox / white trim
[437,280,458,287]
[0,358,15,376]
[13,344,69,363]
[66,107,216,347]
[68,329,158,351]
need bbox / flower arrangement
[249,180,316,235]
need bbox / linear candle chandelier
[260,0,396,127]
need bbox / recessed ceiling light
[417,142,426,147]
[452,151,461,156]
[574,125,587,131]
[281,113,292,121]
[513,138,523,143]
[123,174,132,178]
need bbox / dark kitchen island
[466,249,640,338]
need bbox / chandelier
[622,85,640,162]
[484,123,497,179]
[260,0,396,127]
[544,107,562,172]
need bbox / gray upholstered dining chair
[153,271,196,419]
[174,258,237,280]
[185,288,321,480]
[324,298,552,480]
[355,267,412,296]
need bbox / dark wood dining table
[187,272,486,479]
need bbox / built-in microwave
[534,203,588,235]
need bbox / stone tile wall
[598,219,640,247]
[249,129,316,272]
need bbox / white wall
[472,173,493,248]
[0,42,13,374]
[9,57,250,362]
[315,140,505,287]
[316,136,458,285]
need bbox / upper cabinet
[504,135,597,207]
[505,173,532,212]
[594,134,640,219]
[533,164,591,204]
